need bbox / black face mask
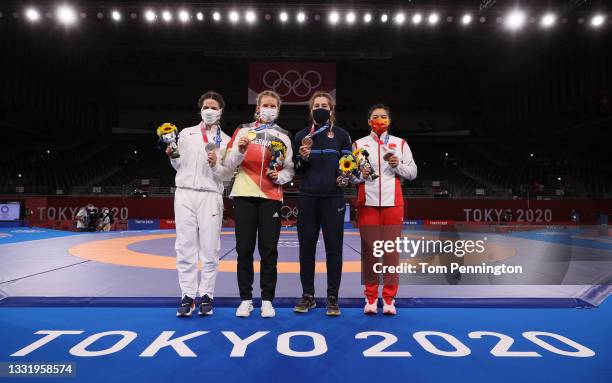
[312,108,331,124]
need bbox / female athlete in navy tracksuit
[293,91,352,316]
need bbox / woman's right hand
[165,147,173,157]
[299,145,311,161]
[238,137,250,154]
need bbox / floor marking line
[0,260,92,285]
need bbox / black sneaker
[176,296,195,317]
[294,294,316,313]
[199,294,213,316]
[326,296,341,316]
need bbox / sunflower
[339,155,357,172]
[157,123,177,137]
[270,141,285,154]
[352,148,364,157]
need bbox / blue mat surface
[0,228,78,245]
[1,301,610,383]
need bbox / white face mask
[259,107,278,123]
[201,108,221,125]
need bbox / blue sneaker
[199,294,214,316]
[176,296,195,317]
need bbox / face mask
[259,107,278,123]
[312,108,331,124]
[201,108,221,125]
[369,118,390,136]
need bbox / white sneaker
[383,299,397,315]
[364,298,378,315]
[236,300,254,317]
[261,300,276,318]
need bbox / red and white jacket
[353,131,417,207]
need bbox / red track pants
[357,205,403,305]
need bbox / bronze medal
[301,136,313,147]
[383,149,396,161]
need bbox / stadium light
[412,13,422,25]
[229,10,239,23]
[56,4,77,26]
[296,12,306,23]
[144,9,156,23]
[213,12,221,22]
[178,10,190,23]
[346,12,356,24]
[540,13,556,28]
[505,9,526,30]
[161,10,172,22]
[591,14,605,28]
[364,13,372,23]
[329,11,340,24]
[279,11,288,23]
[381,14,388,23]
[395,13,406,25]
[25,7,41,22]
[196,12,203,21]
[245,10,256,24]
[462,14,472,25]
[111,10,121,22]
[428,13,439,25]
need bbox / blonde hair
[308,91,336,125]
[254,90,282,121]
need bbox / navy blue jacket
[293,125,352,197]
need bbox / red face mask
[369,118,390,136]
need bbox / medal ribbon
[370,131,389,146]
[307,123,329,138]
[201,122,222,147]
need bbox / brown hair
[198,90,225,109]
[308,91,336,125]
[254,90,282,120]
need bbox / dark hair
[368,103,391,119]
[198,91,226,109]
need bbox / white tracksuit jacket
[170,122,233,299]
[353,131,417,207]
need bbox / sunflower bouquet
[352,148,378,181]
[268,141,286,171]
[337,154,358,187]
[157,123,179,159]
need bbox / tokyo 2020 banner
[248,62,336,105]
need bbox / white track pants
[174,188,223,299]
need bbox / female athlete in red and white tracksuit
[353,105,417,315]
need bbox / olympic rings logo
[262,70,322,98]
[280,205,299,219]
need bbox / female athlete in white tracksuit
[169,91,234,317]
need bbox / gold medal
[247,130,257,141]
